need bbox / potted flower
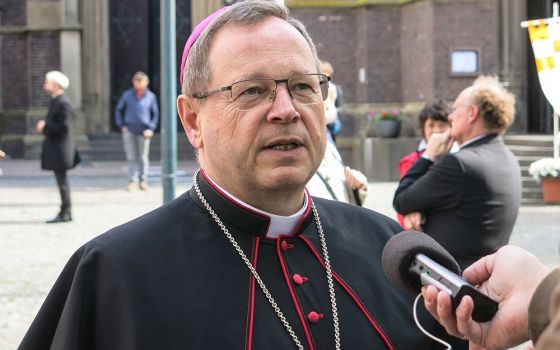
[366,110,402,138]
[528,157,560,203]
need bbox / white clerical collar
[459,134,488,149]
[205,174,309,239]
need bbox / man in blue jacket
[115,71,159,191]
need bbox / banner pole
[553,2,558,160]
[554,111,560,159]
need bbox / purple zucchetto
[179,6,232,86]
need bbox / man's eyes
[239,85,268,97]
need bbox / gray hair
[469,75,516,133]
[182,0,320,96]
[45,71,69,90]
[132,71,150,84]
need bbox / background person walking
[36,71,81,223]
[115,71,159,191]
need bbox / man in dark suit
[393,76,521,270]
[36,71,80,223]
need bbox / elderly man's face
[449,88,473,144]
[132,78,148,91]
[43,79,57,95]
[191,17,326,206]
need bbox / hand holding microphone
[381,231,498,323]
[423,245,550,350]
[382,231,552,350]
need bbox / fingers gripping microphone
[382,231,498,322]
[382,231,460,294]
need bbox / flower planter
[371,120,401,138]
[541,178,560,203]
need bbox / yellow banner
[524,17,560,112]
[536,56,556,72]
[528,20,549,42]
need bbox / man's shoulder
[120,88,135,98]
[313,197,402,235]
[85,192,198,257]
[399,150,421,166]
[146,89,157,98]
[454,136,511,163]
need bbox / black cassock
[20,171,436,350]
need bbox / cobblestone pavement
[1,160,559,349]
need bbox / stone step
[522,177,541,188]
[515,155,548,168]
[521,197,546,205]
[87,133,195,161]
[522,187,544,199]
[507,144,554,157]
[504,134,554,147]
[503,135,555,203]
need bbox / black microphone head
[381,231,461,294]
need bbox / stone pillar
[61,0,82,110]
[191,0,223,29]
[497,0,528,132]
[81,0,111,134]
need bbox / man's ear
[467,104,479,124]
[177,95,203,148]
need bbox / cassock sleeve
[19,245,96,350]
[393,154,465,214]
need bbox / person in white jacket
[306,61,368,205]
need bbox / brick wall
[433,1,497,101]
[0,1,63,157]
[291,0,498,105]
[365,6,401,103]
[401,0,434,102]
[0,0,26,25]
[30,32,60,107]
[290,8,358,103]
[2,35,29,108]
[291,6,403,104]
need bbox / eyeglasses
[192,73,331,111]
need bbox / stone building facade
[289,0,529,137]
[0,0,551,160]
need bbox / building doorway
[109,0,191,132]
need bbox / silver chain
[193,170,340,350]
[311,202,341,349]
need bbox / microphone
[382,231,498,322]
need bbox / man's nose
[267,84,299,122]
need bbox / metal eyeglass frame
[191,73,331,106]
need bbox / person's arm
[402,212,424,231]
[421,245,552,350]
[43,100,71,136]
[344,166,368,203]
[393,154,464,215]
[148,93,159,131]
[528,268,560,348]
[115,92,127,130]
[397,152,424,230]
[398,154,417,180]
